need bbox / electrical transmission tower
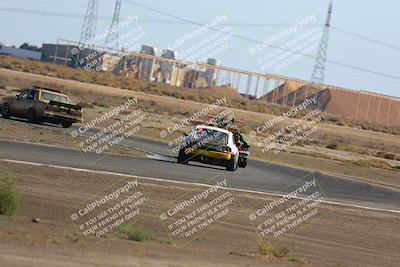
[105,0,122,48]
[79,0,99,46]
[311,0,333,84]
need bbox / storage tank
[160,49,177,83]
[140,44,157,81]
[205,58,219,86]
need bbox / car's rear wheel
[1,104,11,119]
[27,109,36,123]
[177,148,189,164]
[61,122,73,128]
[238,158,247,168]
[226,154,238,171]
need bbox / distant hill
[261,82,400,127]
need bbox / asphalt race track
[1,137,400,212]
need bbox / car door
[12,90,29,117]
[20,90,36,117]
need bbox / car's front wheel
[1,104,11,119]
[177,148,190,164]
[61,122,73,128]
[226,154,238,171]
[27,109,36,123]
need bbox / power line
[5,5,395,49]
[331,26,400,52]
[0,6,320,27]
[0,6,110,20]
[1,4,400,81]
[122,0,400,81]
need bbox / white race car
[177,125,241,171]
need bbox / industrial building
[109,44,220,89]
[159,49,176,83]
[41,43,77,66]
[41,42,107,71]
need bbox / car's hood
[0,96,15,103]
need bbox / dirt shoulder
[0,118,145,158]
[1,161,399,267]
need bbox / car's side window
[18,90,28,99]
[27,90,35,100]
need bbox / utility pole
[79,0,99,47]
[105,0,122,49]
[311,0,333,84]
[76,0,99,67]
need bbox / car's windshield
[40,91,70,104]
[194,128,228,146]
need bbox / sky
[0,0,399,98]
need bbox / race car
[176,115,250,171]
[0,85,83,128]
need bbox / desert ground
[1,64,400,267]
[1,161,400,267]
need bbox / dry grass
[1,55,399,136]
[257,240,289,257]
[346,159,394,170]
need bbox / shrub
[77,102,94,108]
[117,224,152,242]
[336,120,347,126]
[257,239,289,257]
[383,153,396,160]
[326,143,338,150]
[0,174,21,216]
[92,101,110,108]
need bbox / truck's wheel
[1,104,10,119]
[177,148,189,164]
[226,154,238,171]
[61,122,73,128]
[27,109,36,123]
